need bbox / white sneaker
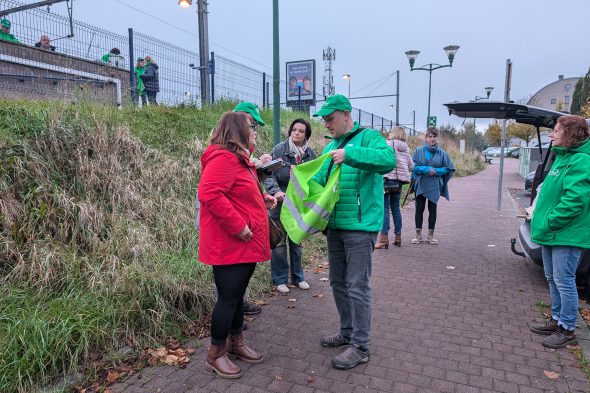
[297,281,310,290]
[277,284,290,293]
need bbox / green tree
[571,67,590,115]
[507,122,536,146]
[484,122,502,146]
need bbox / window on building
[565,96,570,104]
[550,98,556,104]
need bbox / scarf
[288,137,309,165]
[425,142,438,153]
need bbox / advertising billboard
[286,59,315,106]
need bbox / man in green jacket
[0,19,19,43]
[313,94,395,369]
[530,115,590,349]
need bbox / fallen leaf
[287,305,295,309]
[168,348,185,357]
[307,376,316,383]
[543,370,560,379]
[288,298,297,302]
[312,293,324,299]
[244,315,255,322]
[287,284,296,288]
[106,370,120,384]
[187,348,196,355]
[154,347,167,358]
[274,374,282,381]
[319,277,329,282]
[104,390,113,393]
[566,344,581,350]
[542,312,552,319]
[446,266,456,270]
[167,338,181,350]
[163,354,180,365]
[254,300,268,306]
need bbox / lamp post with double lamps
[342,74,351,99]
[405,45,460,128]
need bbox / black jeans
[146,91,158,105]
[211,263,256,345]
[414,194,437,230]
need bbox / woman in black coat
[141,55,160,104]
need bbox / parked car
[444,101,590,297]
[511,149,520,158]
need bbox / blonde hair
[389,126,407,142]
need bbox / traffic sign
[427,116,437,128]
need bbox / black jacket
[141,62,160,92]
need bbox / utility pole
[394,70,400,126]
[197,0,210,104]
[497,59,512,211]
[272,0,280,145]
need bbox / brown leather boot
[206,343,242,378]
[374,233,389,249]
[393,234,402,247]
[227,333,263,364]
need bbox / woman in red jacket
[198,112,277,378]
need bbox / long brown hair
[556,115,589,147]
[209,112,250,155]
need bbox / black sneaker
[320,333,350,348]
[332,345,370,369]
[542,326,577,349]
[243,301,262,315]
[530,319,558,336]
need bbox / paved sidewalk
[112,159,589,393]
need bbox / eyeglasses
[249,124,257,132]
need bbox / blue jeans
[327,229,376,349]
[542,245,583,331]
[271,233,304,285]
[381,191,402,235]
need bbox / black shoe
[243,302,262,315]
[332,345,370,370]
[320,333,350,348]
[542,326,577,349]
[530,318,558,336]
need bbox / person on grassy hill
[0,19,19,43]
[375,126,414,249]
[411,127,455,245]
[134,57,147,106]
[198,111,277,379]
[141,55,160,105]
[530,115,590,349]
[264,118,317,294]
[312,94,396,370]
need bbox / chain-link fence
[1,0,394,125]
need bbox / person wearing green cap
[0,19,20,43]
[231,101,270,316]
[312,94,395,370]
[134,58,148,106]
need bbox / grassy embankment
[0,100,481,392]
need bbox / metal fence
[1,0,394,127]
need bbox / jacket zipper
[357,193,362,222]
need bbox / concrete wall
[0,40,131,106]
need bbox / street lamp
[405,45,460,127]
[178,0,192,7]
[471,86,494,151]
[342,74,351,99]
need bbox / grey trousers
[326,229,376,349]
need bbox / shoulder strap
[325,127,364,183]
[238,155,266,196]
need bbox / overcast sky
[31,0,590,131]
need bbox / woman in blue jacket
[411,128,455,245]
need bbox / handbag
[384,143,401,194]
[268,216,284,249]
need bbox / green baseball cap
[1,19,11,28]
[233,102,265,126]
[313,94,352,117]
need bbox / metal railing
[1,0,394,126]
